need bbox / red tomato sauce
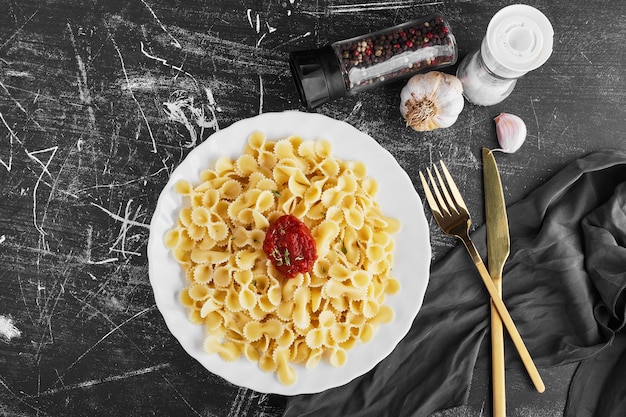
[263,215,317,278]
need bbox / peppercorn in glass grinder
[289,14,457,110]
[456,4,554,106]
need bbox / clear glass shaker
[289,14,457,110]
[456,5,554,106]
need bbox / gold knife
[483,148,545,415]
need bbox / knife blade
[483,147,510,417]
[483,148,545,413]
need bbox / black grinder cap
[289,44,347,110]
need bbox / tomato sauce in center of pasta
[263,215,317,278]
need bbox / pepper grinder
[289,14,457,110]
[456,4,554,106]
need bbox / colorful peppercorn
[331,15,456,93]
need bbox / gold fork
[419,161,545,393]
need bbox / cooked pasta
[164,131,401,385]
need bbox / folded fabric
[284,150,626,417]
[565,334,626,417]
[564,177,626,417]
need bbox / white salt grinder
[456,4,554,106]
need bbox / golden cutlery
[483,148,510,416]
[419,161,545,394]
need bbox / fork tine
[433,163,458,215]
[439,160,469,213]
[419,170,443,218]
[426,167,452,216]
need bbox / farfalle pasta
[164,131,401,385]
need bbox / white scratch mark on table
[67,23,97,129]
[228,387,255,417]
[66,293,203,415]
[468,112,475,146]
[29,274,71,376]
[580,51,593,65]
[86,257,120,265]
[247,9,261,34]
[90,199,149,258]
[0,9,39,50]
[163,90,219,147]
[26,146,58,238]
[140,41,199,88]
[560,121,573,138]
[18,276,37,328]
[76,166,168,193]
[1,83,84,107]
[159,374,205,417]
[110,36,158,153]
[0,110,20,171]
[245,9,276,114]
[139,0,181,48]
[271,30,311,50]
[0,375,52,416]
[259,74,264,114]
[72,283,106,319]
[326,0,444,13]
[257,32,268,47]
[344,100,363,121]
[36,363,170,397]
[0,315,22,343]
[62,306,154,374]
[35,279,46,309]
[81,226,121,264]
[247,8,278,48]
[0,80,44,131]
[529,98,541,150]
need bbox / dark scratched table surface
[1,1,625,416]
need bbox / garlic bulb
[399,71,464,132]
[493,113,526,153]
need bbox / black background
[1,1,625,416]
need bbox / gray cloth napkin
[283,150,626,417]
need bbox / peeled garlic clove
[493,112,527,153]
[399,71,464,132]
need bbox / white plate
[148,111,431,395]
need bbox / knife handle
[461,236,546,394]
[491,281,506,417]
